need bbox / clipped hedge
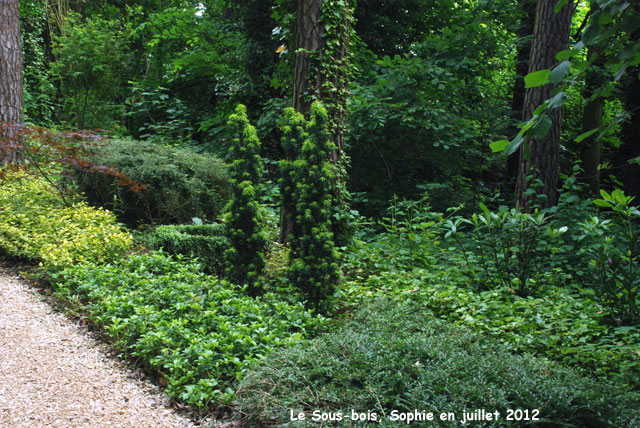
[74,138,230,224]
[0,171,132,270]
[148,223,229,275]
[236,299,639,428]
[51,252,326,408]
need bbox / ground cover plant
[236,298,639,427]
[50,252,325,408]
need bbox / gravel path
[0,269,198,428]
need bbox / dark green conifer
[286,101,340,312]
[224,104,267,292]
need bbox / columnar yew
[287,102,339,311]
[224,104,267,291]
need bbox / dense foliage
[237,298,639,427]
[284,103,340,311]
[4,0,640,423]
[224,105,268,289]
[51,252,325,408]
[74,138,230,225]
[0,171,131,271]
[148,223,229,275]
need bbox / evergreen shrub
[73,138,230,225]
[0,171,131,270]
[149,223,229,275]
[224,105,268,289]
[283,102,340,312]
[236,299,639,428]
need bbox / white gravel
[0,269,198,428]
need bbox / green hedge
[74,138,230,224]
[236,299,639,428]
[148,223,229,275]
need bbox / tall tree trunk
[507,0,536,180]
[0,0,25,165]
[292,0,324,116]
[284,0,353,244]
[515,0,573,210]
[580,47,604,195]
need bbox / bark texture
[580,47,604,195]
[507,0,536,180]
[0,0,24,165]
[292,0,324,116]
[515,0,573,210]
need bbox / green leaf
[549,61,571,84]
[556,49,581,61]
[548,91,567,109]
[490,140,510,153]
[524,70,551,88]
[504,134,524,157]
[554,0,569,13]
[575,128,599,143]
[530,114,553,139]
[593,199,613,208]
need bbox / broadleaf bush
[0,171,132,271]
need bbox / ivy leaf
[525,70,550,88]
[549,61,571,84]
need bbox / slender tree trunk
[515,0,573,210]
[580,47,604,195]
[507,0,536,180]
[0,0,25,165]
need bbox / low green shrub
[236,299,639,427]
[73,138,230,225]
[50,252,326,408]
[342,264,640,390]
[148,223,229,275]
[0,171,132,270]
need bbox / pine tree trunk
[515,0,573,210]
[0,0,25,165]
[507,0,536,180]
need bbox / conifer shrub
[148,223,229,275]
[284,102,340,312]
[224,105,268,290]
[73,138,230,225]
[236,298,640,428]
